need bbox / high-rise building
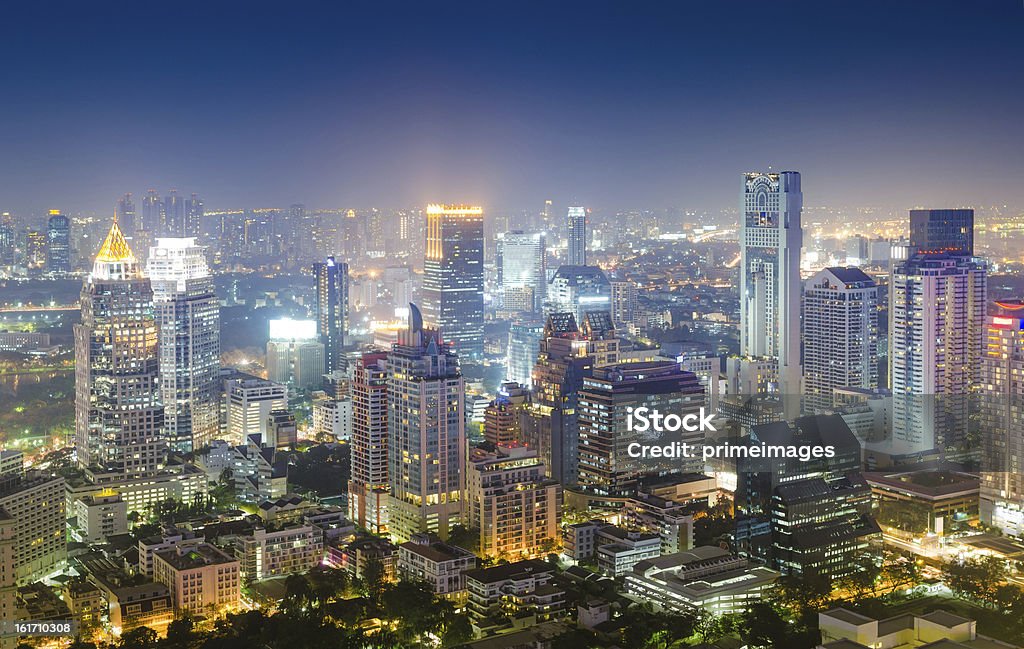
[611,280,638,329]
[890,210,985,455]
[567,206,587,266]
[506,321,544,388]
[980,300,1024,536]
[466,444,562,559]
[740,172,803,410]
[349,352,390,534]
[500,231,546,312]
[0,215,14,267]
[524,312,618,485]
[141,190,164,234]
[75,220,166,479]
[46,210,71,275]
[164,190,184,237]
[387,304,466,542]
[422,204,485,359]
[483,383,530,447]
[147,238,221,453]
[577,361,705,497]
[225,378,288,445]
[184,193,203,239]
[25,230,47,271]
[909,208,974,256]
[802,267,879,413]
[547,265,611,325]
[116,193,136,237]
[0,508,16,649]
[265,319,324,389]
[314,256,350,374]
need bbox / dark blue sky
[1,0,1022,215]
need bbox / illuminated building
[349,352,390,534]
[184,193,203,239]
[466,444,562,559]
[75,220,166,479]
[148,238,221,452]
[25,229,46,271]
[266,409,297,450]
[500,230,546,312]
[314,256,350,374]
[0,510,14,649]
[802,267,879,413]
[73,491,128,543]
[740,171,803,413]
[234,524,323,582]
[386,304,466,542]
[546,265,611,325]
[141,189,164,233]
[116,192,136,237]
[225,378,287,445]
[398,533,476,600]
[890,210,985,455]
[524,312,618,485]
[46,210,71,275]
[153,543,239,614]
[506,320,544,388]
[611,280,638,329]
[265,318,324,389]
[567,206,587,266]
[483,382,529,446]
[0,456,66,584]
[163,189,183,237]
[980,300,1024,536]
[577,361,705,497]
[422,203,485,359]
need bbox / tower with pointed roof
[386,303,466,542]
[75,219,166,479]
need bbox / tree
[281,573,313,617]
[943,556,1007,606]
[163,616,197,649]
[119,626,158,649]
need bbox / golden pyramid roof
[95,219,137,263]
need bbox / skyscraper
[349,352,390,535]
[314,256,350,374]
[740,171,803,407]
[387,304,466,542]
[802,267,879,413]
[567,206,587,266]
[265,318,324,389]
[147,238,221,452]
[500,231,546,312]
[116,193,136,237]
[979,300,1024,536]
[890,210,985,454]
[546,265,611,325]
[164,190,184,237]
[141,190,164,233]
[184,193,204,239]
[421,204,485,359]
[75,220,165,479]
[46,210,70,275]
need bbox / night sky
[1,0,1022,215]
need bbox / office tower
[0,215,14,267]
[386,304,466,542]
[567,206,587,266]
[25,230,47,271]
[525,312,618,485]
[422,204,485,359]
[501,231,546,312]
[506,321,545,388]
[483,383,530,446]
[0,457,66,584]
[802,267,879,413]
[909,208,974,256]
[466,445,562,559]
[266,319,324,389]
[770,474,880,581]
[314,256,350,374]
[147,238,221,452]
[75,220,166,479]
[163,190,183,237]
[141,190,164,233]
[980,300,1024,536]
[348,352,390,534]
[740,171,803,407]
[266,410,297,450]
[46,210,71,275]
[547,265,611,325]
[184,193,203,239]
[846,235,869,266]
[610,280,638,329]
[577,361,705,497]
[890,209,985,455]
[116,193,136,236]
[225,378,288,445]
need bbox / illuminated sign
[269,318,317,341]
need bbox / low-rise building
[595,527,661,577]
[398,533,476,600]
[623,546,780,616]
[865,467,979,539]
[74,491,128,543]
[623,492,695,554]
[138,529,205,577]
[153,543,240,613]
[79,556,174,635]
[329,536,397,582]
[816,608,1012,649]
[464,559,566,628]
[233,524,323,583]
